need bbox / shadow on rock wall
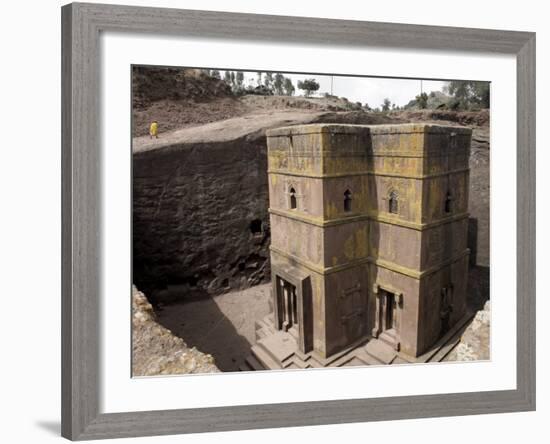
[133,136,271,299]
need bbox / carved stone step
[392,356,410,365]
[255,327,269,341]
[304,355,324,368]
[255,316,276,336]
[238,357,255,372]
[365,339,397,364]
[251,344,282,370]
[244,354,266,371]
[263,314,275,329]
[290,358,309,369]
[255,319,270,333]
[378,329,398,348]
[347,349,380,366]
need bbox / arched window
[388,190,398,214]
[289,187,297,209]
[344,189,352,212]
[444,191,452,213]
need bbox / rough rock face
[133,111,327,300]
[132,67,232,109]
[133,136,269,300]
[468,126,490,267]
[446,301,491,361]
[132,286,219,376]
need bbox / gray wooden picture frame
[61,2,536,440]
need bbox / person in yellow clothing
[149,120,159,139]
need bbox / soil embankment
[132,285,220,375]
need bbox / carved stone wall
[266,123,471,359]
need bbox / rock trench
[133,111,489,306]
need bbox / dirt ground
[154,284,271,372]
[152,264,489,371]
[132,89,399,137]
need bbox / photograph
[1,0,542,442]
[131,66,490,376]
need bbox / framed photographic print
[61,2,535,440]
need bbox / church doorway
[373,286,401,350]
[272,271,313,354]
[276,277,299,339]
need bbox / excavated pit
[132,111,490,371]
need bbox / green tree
[472,82,490,108]
[273,73,285,95]
[264,72,274,90]
[381,98,392,112]
[236,71,244,88]
[283,77,295,96]
[256,71,263,86]
[224,71,232,84]
[297,78,320,97]
[416,92,428,109]
[446,81,469,108]
[446,81,490,109]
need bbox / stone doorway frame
[271,266,313,354]
[371,282,403,351]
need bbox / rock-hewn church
[244,123,472,369]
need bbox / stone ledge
[270,245,470,279]
[269,206,469,231]
[267,122,473,138]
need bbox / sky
[222,70,448,108]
